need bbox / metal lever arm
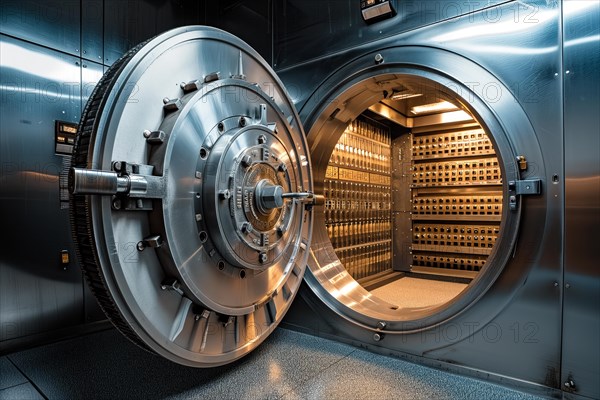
[255,180,323,211]
[282,192,313,201]
[282,192,324,206]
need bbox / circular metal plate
[69,26,312,367]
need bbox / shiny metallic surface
[195,93,304,274]
[204,0,274,65]
[274,0,508,69]
[81,0,103,63]
[255,181,284,210]
[70,27,312,367]
[102,0,201,65]
[0,34,83,341]
[0,0,81,56]
[69,168,127,195]
[562,2,600,399]
[81,60,104,106]
[277,0,567,395]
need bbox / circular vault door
[69,27,313,367]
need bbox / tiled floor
[1,328,547,400]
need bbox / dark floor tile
[0,383,44,400]
[8,329,232,400]
[0,357,27,391]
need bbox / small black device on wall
[361,0,396,23]
[55,120,78,155]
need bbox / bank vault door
[68,27,316,367]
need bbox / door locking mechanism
[282,191,318,203]
[254,181,324,211]
[509,179,541,196]
[508,156,542,211]
[283,192,325,210]
[69,163,165,199]
[508,180,542,211]
[69,163,166,211]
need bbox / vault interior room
[0,1,598,399]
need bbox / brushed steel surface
[562,2,600,399]
[103,0,201,66]
[204,0,274,66]
[81,0,103,63]
[81,60,103,107]
[0,35,84,341]
[99,0,271,67]
[278,0,564,392]
[70,26,312,367]
[0,0,80,56]
[274,0,508,69]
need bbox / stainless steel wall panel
[155,0,200,40]
[0,35,84,341]
[562,2,600,398]
[82,0,104,63]
[103,0,156,65]
[0,0,80,56]
[103,0,200,66]
[278,0,563,115]
[274,0,508,69]
[81,60,104,105]
[204,0,273,65]
[434,2,564,387]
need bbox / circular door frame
[297,45,545,334]
[69,26,313,367]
